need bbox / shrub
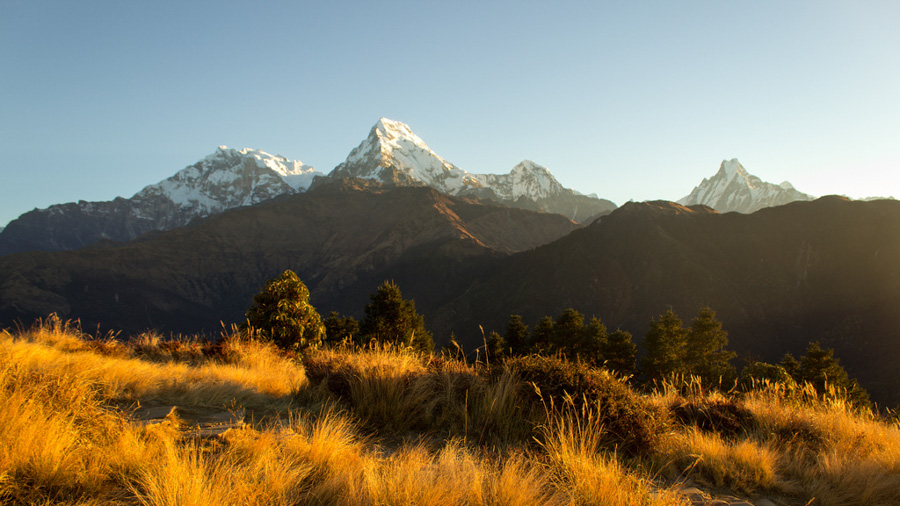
[505,355,669,455]
[739,361,795,391]
[670,397,755,439]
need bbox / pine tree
[798,342,870,408]
[684,306,736,385]
[503,315,529,356]
[243,270,325,352]
[552,308,585,356]
[779,353,801,381]
[640,308,688,382]
[323,311,359,344]
[486,330,506,360]
[530,316,555,354]
[360,281,434,353]
[603,329,637,377]
[579,316,607,364]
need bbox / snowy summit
[136,146,321,215]
[331,118,570,201]
[678,159,814,214]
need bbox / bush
[670,397,755,439]
[504,355,669,455]
[739,361,795,391]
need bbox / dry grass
[2,319,900,505]
[538,402,688,505]
[742,381,900,505]
[3,319,306,414]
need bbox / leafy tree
[684,306,736,384]
[323,311,359,344]
[640,308,688,383]
[503,315,529,356]
[603,329,637,378]
[360,281,434,353]
[243,270,325,352]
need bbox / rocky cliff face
[678,159,814,213]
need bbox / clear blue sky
[2,0,898,226]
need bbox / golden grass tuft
[539,402,688,505]
[656,427,779,494]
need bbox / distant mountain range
[678,159,815,214]
[0,118,616,256]
[1,118,827,257]
[0,147,322,256]
[326,118,615,222]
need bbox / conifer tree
[503,315,529,356]
[640,308,688,382]
[243,269,325,352]
[798,341,870,408]
[684,306,736,384]
[779,353,801,380]
[603,329,637,377]
[360,281,434,353]
[552,308,585,356]
[530,316,555,354]
[579,316,607,364]
[323,311,359,344]
[486,330,506,360]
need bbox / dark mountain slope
[434,197,900,405]
[0,179,579,335]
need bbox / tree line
[243,270,870,408]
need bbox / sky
[1,0,899,226]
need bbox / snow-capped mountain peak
[328,118,615,222]
[778,181,796,190]
[719,158,745,179]
[488,160,566,200]
[332,119,570,198]
[335,118,474,191]
[679,159,814,214]
[136,146,321,214]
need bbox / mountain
[327,118,616,222]
[0,147,322,256]
[0,178,579,336]
[678,159,814,213]
[432,196,900,405]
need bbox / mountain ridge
[0,118,613,255]
[0,146,323,256]
[327,118,617,222]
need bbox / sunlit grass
[2,319,899,505]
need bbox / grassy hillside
[2,318,899,505]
